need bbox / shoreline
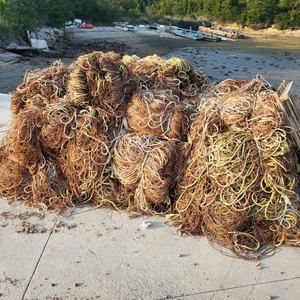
[0,26,299,98]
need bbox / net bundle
[109,132,182,214]
[123,55,209,100]
[156,57,209,101]
[40,100,77,157]
[173,76,300,259]
[59,110,111,202]
[10,60,69,116]
[0,52,132,211]
[126,90,185,140]
[0,147,32,201]
[66,51,128,139]
[123,54,164,91]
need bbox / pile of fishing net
[0,51,207,215]
[1,50,300,259]
[173,77,300,259]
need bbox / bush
[274,12,293,28]
[274,11,300,29]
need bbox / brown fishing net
[59,110,111,202]
[2,105,43,172]
[109,132,182,214]
[24,158,72,212]
[126,90,185,140]
[0,147,32,201]
[1,52,300,259]
[40,100,77,157]
[125,54,164,90]
[173,76,300,259]
[156,57,209,100]
[10,60,69,116]
[66,51,128,140]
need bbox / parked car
[74,19,82,25]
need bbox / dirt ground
[0,26,300,96]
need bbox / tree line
[0,0,299,35]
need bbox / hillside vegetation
[0,0,299,36]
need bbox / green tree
[246,0,277,25]
[0,0,40,31]
[46,0,74,27]
[219,0,239,22]
[278,0,300,21]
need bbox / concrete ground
[1,94,300,300]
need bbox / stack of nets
[0,52,131,211]
[97,55,207,214]
[1,50,300,258]
[0,51,207,215]
[174,77,300,259]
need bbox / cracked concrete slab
[1,205,299,300]
[0,201,58,299]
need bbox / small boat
[79,23,93,29]
[172,29,202,40]
[198,26,244,40]
[172,29,221,42]
[115,23,135,31]
[200,33,221,42]
[225,31,244,39]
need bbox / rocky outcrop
[28,27,65,49]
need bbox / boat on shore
[198,26,244,39]
[115,23,135,32]
[200,32,221,42]
[172,29,202,40]
[172,29,221,42]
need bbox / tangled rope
[66,51,128,140]
[110,132,182,214]
[126,90,185,140]
[173,76,300,259]
[1,52,300,258]
[11,60,69,116]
